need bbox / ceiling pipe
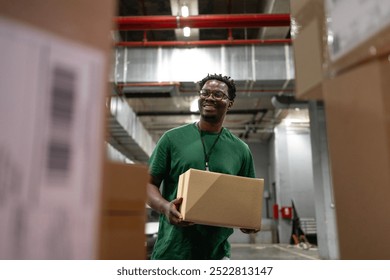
[115,14,290,30]
[271,95,308,109]
[137,109,268,116]
[117,82,180,87]
[114,82,180,96]
[178,88,294,93]
[115,38,291,47]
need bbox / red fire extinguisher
[281,206,293,219]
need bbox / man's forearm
[146,183,169,214]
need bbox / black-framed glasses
[199,89,229,100]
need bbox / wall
[272,123,315,243]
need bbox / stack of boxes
[99,162,148,260]
[292,0,390,259]
[0,0,149,259]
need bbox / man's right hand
[163,197,194,227]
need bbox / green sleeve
[239,145,256,178]
[148,133,171,180]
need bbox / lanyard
[197,122,223,171]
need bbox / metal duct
[271,95,308,109]
[136,109,268,116]
[108,96,155,162]
[113,45,294,83]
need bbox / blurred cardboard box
[99,214,146,260]
[292,0,390,100]
[177,169,264,230]
[323,57,390,259]
[101,161,148,212]
[324,0,390,76]
[291,0,326,100]
[0,0,115,50]
[98,161,148,260]
[0,0,115,259]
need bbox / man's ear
[227,101,234,109]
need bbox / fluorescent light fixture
[181,4,189,17]
[183,26,191,37]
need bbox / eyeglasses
[199,89,229,100]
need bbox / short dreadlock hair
[198,73,236,100]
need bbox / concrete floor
[230,243,320,260]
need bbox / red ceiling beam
[115,38,291,47]
[115,14,291,30]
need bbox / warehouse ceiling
[110,0,308,162]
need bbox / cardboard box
[101,161,148,212]
[0,0,115,50]
[98,161,148,260]
[325,1,390,76]
[292,0,390,97]
[177,169,264,230]
[0,0,116,259]
[291,0,326,100]
[323,57,390,259]
[98,214,146,260]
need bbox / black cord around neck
[196,122,223,171]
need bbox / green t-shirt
[148,123,256,260]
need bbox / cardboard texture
[325,1,390,76]
[99,214,146,260]
[98,161,148,260]
[0,0,115,50]
[177,169,264,230]
[291,0,326,100]
[101,161,148,212]
[324,57,390,259]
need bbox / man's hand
[162,197,194,227]
[240,228,260,234]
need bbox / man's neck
[197,120,223,133]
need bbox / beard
[198,99,228,124]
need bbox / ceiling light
[183,27,191,37]
[181,4,189,17]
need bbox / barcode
[47,140,71,174]
[46,65,75,176]
[50,67,75,125]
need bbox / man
[147,73,258,260]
